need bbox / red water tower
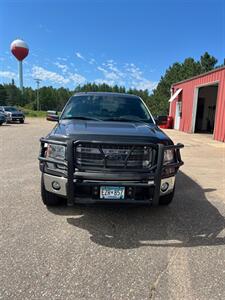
[10,39,29,91]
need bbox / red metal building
[169,66,225,142]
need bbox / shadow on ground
[48,171,225,249]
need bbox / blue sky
[0,0,224,91]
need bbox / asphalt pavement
[0,118,225,300]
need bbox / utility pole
[34,78,42,111]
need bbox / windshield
[61,95,153,123]
[4,107,18,112]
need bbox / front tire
[159,188,175,206]
[41,175,64,206]
[20,119,24,124]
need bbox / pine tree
[200,52,218,73]
[0,85,7,105]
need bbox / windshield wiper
[62,116,102,121]
[103,117,150,123]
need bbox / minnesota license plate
[100,186,125,200]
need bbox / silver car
[0,111,6,125]
[0,107,12,123]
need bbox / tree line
[0,52,219,115]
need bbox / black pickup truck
[39,92,183,206]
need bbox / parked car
[0,111,6,125]
[154,115,173,129]
[46,110,59,121]
[0,107,12,123]
[0,106,25,123]
[39,92,183,207]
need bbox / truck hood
[49,120,173,145]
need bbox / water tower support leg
[18,61,23,92]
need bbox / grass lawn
[20,108,47,118]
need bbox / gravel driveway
[1,118,225,300]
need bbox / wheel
[159,188,175,206]
[0,122,3,126]
[41,175,64,206]
[20,119,24,124]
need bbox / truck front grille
[74,142,155,170]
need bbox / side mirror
[46,114,59,122]
[154,115,167,126]
[154,117,159,125]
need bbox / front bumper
[42,173,176,204]
[11,116,24,121]
[0,117,6,123]
[39,140,183,206]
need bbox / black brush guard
[39,138,184,206]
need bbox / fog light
[161,182,169,192]
[52,181,61,190]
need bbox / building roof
[172,65,225,87]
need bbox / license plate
[100,186,125,200]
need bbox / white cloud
[103,60,123,76]
[75,52,86,61]
[68,72,86,85]
[7,50,156,90]
[123,63,157,91]
[32,66,70,85]
[89,58,96,65]
[75,52,97,65]
[32,65,86,86]
[97,67,120,81]
[125,63,143,81]
[0,71,16,79]
[70,63,78,72]
[94,60,128,87]
[54,62,68,73]
[57,57,67,62]
[134,80,158,91]
[97,60,125,84]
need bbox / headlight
[45,144,66,161]
[6,112,12,119]
[163,149,175,165]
